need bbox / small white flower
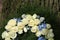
[22,14,26,18]
[35,31,42,37]
[18,30,23,34]
[31,26,38,33]
[7,19,16,26]
[46,24,51,29]
[24,27,27,32]
[40,17,45,22]
[49,29,53,33]
[32,14,37,19]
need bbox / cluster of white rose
[1,14,54,40]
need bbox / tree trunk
[0,0,2,27]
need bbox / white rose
[35,31,42,37]
[5,25,12,31]
[5,38,11,40]
[24,27,27,32]
[28,19,40,26]
[18,26,24,30]
[7,19,16,26]
[48,38,54,40]
[26,14,32,20]
[10,26,18,32]
[50,33,54,38]
[28,22,34,27]
[47,29,54,38]
[34,19,40,25]
[41,29,48,35]
[28,19,35,26]
[2,31,10,39]
[8,31,17,39]
[47,32,54,38]
[21,18,29,25]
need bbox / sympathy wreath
[1,14,54,40]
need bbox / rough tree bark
[0,0,2,27]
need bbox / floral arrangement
[1,14,54,40]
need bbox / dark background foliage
[0,0,60,40]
